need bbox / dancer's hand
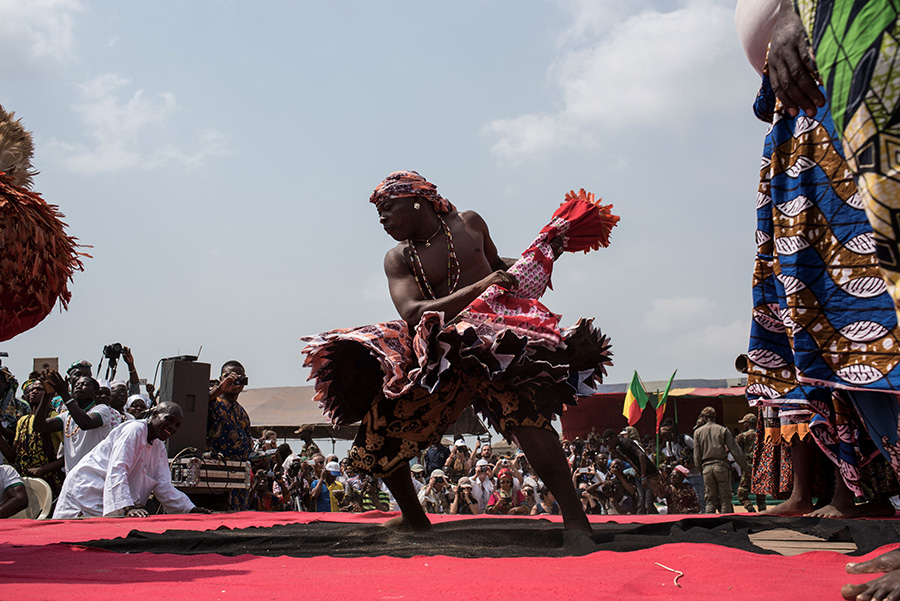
[479,270,518,292]
[768,0,825,117]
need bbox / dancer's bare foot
[841,569,900,600]
[563,517,593,536]
[383,514,432,532]
[841,550,900,599]
[847,549,900,575]
[758,497,814,516]
[808,503,862,518]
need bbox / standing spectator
[471,458,494,512]
[410,463,427,493]
[0,464,28,518]
[2,377,65,494]
[735,413,765,512]
[469,442,498,473]
[423,440,450,477]
[34,371,115,473]
[450,476,479,515]
[693,407,749,514]
[0,367,30,446]
[418,469,452,514]
[295,425,321,459]
[443,439,470,482]
[285,457,311,511]
[486,469,529,515]
[206,360,253,511]
[310,461,344,512]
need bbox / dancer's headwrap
[369,170,456,214]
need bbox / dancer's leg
[511,425,591,534]
[381,464,431,531]
[761,439,814,515]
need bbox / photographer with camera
[450,476,479,514]
[470,458,494,512]
[206,360,253,511]
[33,370,115,474]
[417,469,453,514]
[443,439,470,482]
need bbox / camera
[234,375,249,386]
[103,343,124,360]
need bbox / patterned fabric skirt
[746,74,900,495]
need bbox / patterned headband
[369,170,455,214]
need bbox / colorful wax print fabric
[747,76,900,494]
[794,0,900,319]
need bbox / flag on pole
[622,371,649,426]
[655,370,678,432]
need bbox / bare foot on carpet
[383,514,432,532]
[841,550,900,601]
[841,569,900,600]
[758,497,814,516]
[808,501,896,519]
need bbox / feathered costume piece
[302,189,619,435]
[0,105,87,342]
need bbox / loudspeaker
[160,359,211,458]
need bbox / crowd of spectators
[0,346,752,518]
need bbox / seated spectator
[1,377,65,494]
[418,469,453,514]
[520,482,538,514]
[125,394,149,419]
[444,439,471,482]
[662,465,701,515]
[598,478,634,515]
[34,371,115,473]
[359,475,391,512]
[603,428,659,515]
[531,486,560,515]
[450,476,479,515]
[311,460,344,512]
[250,468,285,511]
[53,402,208,518]
[471,459,494,512]
[0,464,28,518]
[486,468,529,515]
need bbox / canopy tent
[560,377,750,441]
[239,386,487,440]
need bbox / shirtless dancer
[303,171,616,534]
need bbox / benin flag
[622,371,649,425]
[655,370,677,432]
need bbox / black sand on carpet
[71,516,900,559]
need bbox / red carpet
[1,512,895,600]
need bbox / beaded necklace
[407,215,460,300]
[63,400,95,438]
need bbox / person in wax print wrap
[302,170,619,533]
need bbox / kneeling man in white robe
[54,401,209,518]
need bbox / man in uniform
[693,407,749,514]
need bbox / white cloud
[0,0,84,62]
[487,0,743,159]
[644,296,717,333]
[53,73,230,173]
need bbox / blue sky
[2,0,765,390]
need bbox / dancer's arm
[768,0,825,117]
